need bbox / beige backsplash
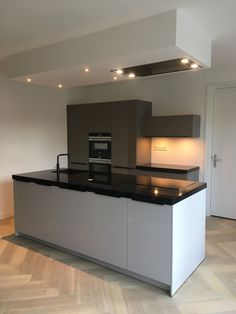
[151,137,204,171]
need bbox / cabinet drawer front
[92,194,128,269]
[54,189,93,256]
[14,181,56,243]
[127,199,172,285]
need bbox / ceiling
[1,0,236,87]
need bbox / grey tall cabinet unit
[67,100,152,171]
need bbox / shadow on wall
[0,180,14,220]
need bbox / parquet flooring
[0,216,235,314]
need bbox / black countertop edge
[136,164,200,174]
[12,176,56,187]
[130,184,206,205]
[12,173,207,206]
[170,184,207,204]
[59,183,124,198]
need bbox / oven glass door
[89,141,111,159]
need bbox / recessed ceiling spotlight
[191,63,199,69]
[115,69,123,74]
[84,68,89,72]
[27,78,31,82]
[58,84,63,88]
[128,73,135,78]
[181,58,189,64]
[113,76,117,80]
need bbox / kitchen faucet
[56,153,69,179]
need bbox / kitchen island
[13,169,206,296]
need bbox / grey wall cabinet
[67,102,112,167]
[67,100,152,169]
[111,101,131,168]
[111,100,152,169]
[143,115,200,137]
[67,104,89,167]
[111,101,136,168]
[88,102,112,133]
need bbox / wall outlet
[153,146,167,151]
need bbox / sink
[51,169,86,175]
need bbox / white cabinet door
[14,181,56,243]
[171,190,206,296]
[92,194,128,269]
[127,200,172,285]
[54,189,93,256]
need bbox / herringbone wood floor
[0,216,235,314]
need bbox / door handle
[212,154,221,168]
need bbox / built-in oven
[89,132,112,176]
[88,132,111,160]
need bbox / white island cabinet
[127,200,172,286]
[14,180,206,296]
[54,188,93,256]
[91,194,127,268]
[127,190,206,295]
[14,182,57,243]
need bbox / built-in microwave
[88,132,111,160]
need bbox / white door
[211,87,236,219]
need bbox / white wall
[70,66,236,182]
[0,63,83,220]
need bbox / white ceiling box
[6,10,212,88]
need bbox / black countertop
[12,169,206,206]
[136,163,199,173]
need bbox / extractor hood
[111,58,202,78]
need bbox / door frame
[205,81,236,216]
